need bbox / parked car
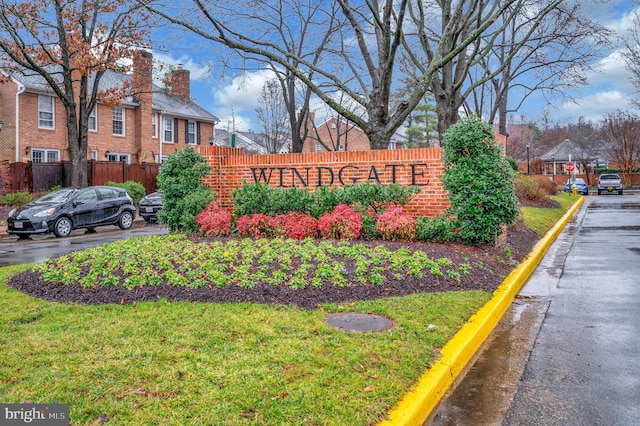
[597,173,623,195]
[563,178,589,195]
[138,191,163,223]
[7,186,136,238]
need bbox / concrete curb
[379,196,586,426]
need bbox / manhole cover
[325,313,395,332]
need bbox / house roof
[539,138,609,163]
[10,68,218,123]
[214,128,290,154]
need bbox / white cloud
[210,69,280,131]
[586,49,634,89]
[151,51,212,81]
[559,90,633,122]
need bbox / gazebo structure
[539,139,609,176]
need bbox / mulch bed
[6,218,540,310]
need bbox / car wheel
[619,189,623,195]
[53,217,73,238]
[597,189,602,195]
[118,211,134,230]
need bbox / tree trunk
[65,105,87,187]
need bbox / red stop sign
[565,162,575,172]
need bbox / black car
[7,186,136,238]
[138,191,163,223]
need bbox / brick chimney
[132,50,153,97]
[132,50,154,162]
[171,65,190,100]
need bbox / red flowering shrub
[317,204,362,240]
[274,212,318,239]
[376,206,417,241]
[196,202,232,237]
[237,214,277,238]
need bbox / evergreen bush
[106,180,146,205]
[442,116,518,244]
[157,147,215,233]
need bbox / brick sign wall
[199,146,449,218]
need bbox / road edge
[379,196,585,426]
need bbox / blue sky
[149,1,640,132]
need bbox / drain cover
[326,313,395,332]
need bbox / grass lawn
[1,264,489,425]
[521,192,582,236]
[0,194,580,425]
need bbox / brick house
[0,51,218,165]
[301,113,407,152]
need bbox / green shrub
[416,216,456,242]
[0,191,36,206]
[505,156,519,172]
[232,182,421,219]
[231,182,271,217]
[106,181,146,205]
[360,214,380,240]
[157,147,215,233]
[342,182,421,214]
[442,115,518,244]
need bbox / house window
[315,143,323,152]
[112,107,125,136]
[163,117,174,142]
[388,141,397,150]
[38,95,55,128]
[152,113,158,138]
[187,121,196,144]
[88,107,97,131]
[106,152,130,163]
[31,148,59,163]
[91,149,98,161]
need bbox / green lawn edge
[521,193,582,236]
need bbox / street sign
[565,162,575,172]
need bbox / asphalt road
[431,193,640,425]
[0,220,168,266]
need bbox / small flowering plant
[317,204,362,240]
[196,202,232,237]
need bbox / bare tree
[255,79,290,153]
[471,2,611,137]
[402,0,567,142]
[566,117,603,185]
[622,1,640,109]
[601,111,640,185]
[0,0,151,186]
[139,0,523,149]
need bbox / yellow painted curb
[379,196,585,426]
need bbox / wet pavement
[430,193,640,425]
[0,220,168,266]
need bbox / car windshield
[33,188,79,204]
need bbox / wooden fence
[1,161,159,196]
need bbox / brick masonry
[199,146,450,218]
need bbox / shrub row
[197,201,456,242]
[231,182,422,218]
